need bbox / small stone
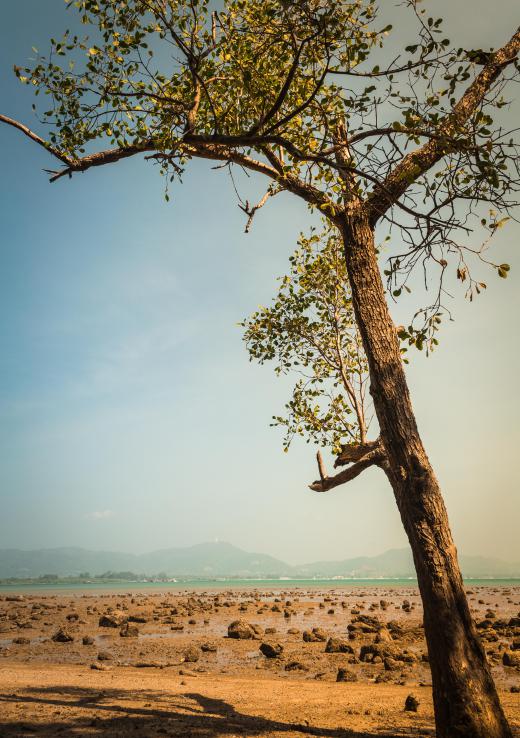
[259,642,284,658]
[120,623,139,638]
[183,645,201,663]
[52,628,74,643]
[404,694,419,712]
[325,637,354,654]
[336,667,358,682]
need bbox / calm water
[0,578,519,594]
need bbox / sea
[1,577,519,594]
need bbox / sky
[0,1,519,566]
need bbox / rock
[97,650,113,661]
[503,651,520,667]
[510,686,519,694]
[325,637,354,654]
[66,613,79,622]
[91,662,112,671]
[285,660,308,671]
[375,627,393,643]
[183,645,201,663]
[120,623,139,638]
[303,627,327,643]
[128,615,147,623]
[82,635,95,646]
[200,642,217,653]
[13,637,31,645]
[404,694,419,712]
[52,628,74,643]
[99,610,128,628]
[259,642,284,658]
[384,656,400,671]
[227,620,257,640]
[336,667,358,682]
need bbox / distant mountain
[0,543,518,579]
[0,542,292,579]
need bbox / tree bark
[339,212,512,738]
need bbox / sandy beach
[0,585,518,736]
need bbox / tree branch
[309,446,385,492]
[366,28,520,224]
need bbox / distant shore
[1,576,520,594]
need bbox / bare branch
[366,28,520,223]
[309,446,385,492]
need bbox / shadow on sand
[0,684,434,737]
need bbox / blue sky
[0,1,519,564]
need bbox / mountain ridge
[0,543,518,579]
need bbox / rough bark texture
[340,212,512,738]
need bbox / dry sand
[0,585,519,736]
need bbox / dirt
[0,585,518,736]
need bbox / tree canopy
[2,0,519,353]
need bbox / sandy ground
[0,586,518,736]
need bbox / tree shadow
[0,684,435,737]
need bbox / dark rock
[13,637,31,645]
[183,645,201,663]
[99,611,128,628]
[285,660,308,671]
[52,628,74,643]
[82,636,95,646]
[97,650,113,661]
[227,620,257,640]
[325,637,354,654]
[336,667,358,682]
[120,623,139,638]
[303,627,327,643]
[259,642,284,658]
[404,694,419,712]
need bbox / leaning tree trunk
[340,212,512,738]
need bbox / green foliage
[241,225,368,453]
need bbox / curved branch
[309,446,385,492]
[366,28,520,224]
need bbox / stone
[285,660,308,671]
[97,650,113,661]
[52,628,74,643]
[303,627,327,643]
[503,651,520,667]
[13,637,31,645]
[404,694,419,712]
[200,642,217,652]
[183,645,201,663]
[120,623,139,638]
[259,642,284,658]
[91,662,111,671]
[98,610,128,628]
[227,620,257,640]
[336,667,358,682]
[82,635,95,646]
[325,637,354,654]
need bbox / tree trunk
[340,212,512,738]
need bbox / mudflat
[0,585,519,736]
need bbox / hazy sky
[0,1,519,565]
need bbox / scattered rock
[227,620,258,640]
[99,611,128,628]
[259,642,284,658]
[119,623,139,638]
[336,668,358,682]
[183,645,201,663]
[325,637,354,654]
[52,628,74,643]
[404,694,419,712]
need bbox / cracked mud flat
[0,585,519,736]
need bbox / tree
[1,2,519,735]
[242,225,370,456]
